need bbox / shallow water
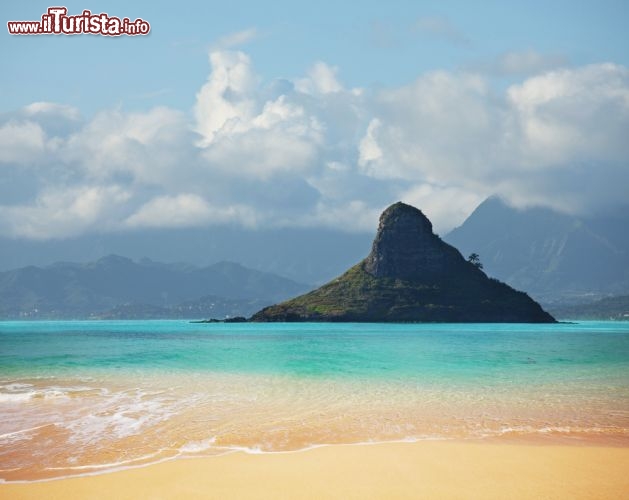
[1,321,628,481]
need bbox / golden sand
[3,441,628,500]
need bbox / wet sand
[3,440,629,499]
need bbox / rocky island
[251,202,555,323]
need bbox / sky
[1,0,628,241]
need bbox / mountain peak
[378,202,433,235]
[364,202,457,281]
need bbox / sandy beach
[3,440,629,500]
[3,322,628,497]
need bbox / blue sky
[3,0,628,114]
[0,0,628,239]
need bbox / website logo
[7,6,151,36]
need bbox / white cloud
[194,50,257,146]
[507,63,629,167]
[201,120,322,180]
[295,62,343,95]
[358,118,383,170]
[358,71,497,183]
[357,63,629,216]
[125,194,257,228]
[0,185,130,239]
[23,102,81,121]
[63,106,192,187]
[1,52,628,240]
[0,121,47,164]
[195,51,325,179]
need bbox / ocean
[1,320,628,482]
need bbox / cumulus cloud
[507,63,629,166]
[23,102,81,121]
[359,63,629,215]
[194,51,326,179]
[0,185,130,239]
[0,102,81,166]
[358,119,383,168]
[194,50,257,145]
[0,121,47,164]
[358,71,498,182]
[63,106,193,187]
[502,63,629,211]
[294,62,343,95]
[0,49,627,241]
[125,194,257,229]
[198,93,324,180]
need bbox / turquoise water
[1,320,628,481]
[1,320,629,383]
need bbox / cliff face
[364,203,467,281]
[252,202,555,323]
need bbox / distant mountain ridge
[445,197,629,304]
[0,255,311,319]
[549,295,629,321]
[0,227,373,285]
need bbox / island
[251,202,555,323]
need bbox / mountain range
[0,227,372,286]
[0,255,310,319]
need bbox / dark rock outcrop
[364,203,467,281]
[251,202,555,323]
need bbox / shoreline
[3,432,629,485]
[3,440,629,499]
